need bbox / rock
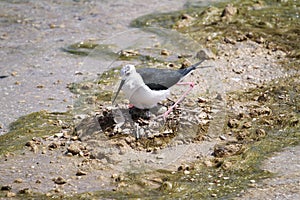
[219,135,227,140]
[67,143,83,155]
[6,191,16,197]
[53,177,67,185]
[36,179,42,184]
[224,37,236,44]
[213,143,245,157]
[196,48,216,60]
[211,193,217,197]
[160,181,172,191]
[160,49,170,56]
[227,119,239,128]
[221,4,237,18]
[1,185,12,191]
[14,178,23,183]
[232,67,244,74]
[48,142,61,150]
[256,129,266,137]
[120,49,139,57]
[18,188,32,194]
[184,170,190,175]
[242,121,252,129]
[76,170,87,176]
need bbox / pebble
[184,170,190,175]
[160,49,170,56]
[6,191,16,197]
[221,4,237,17]
[67,143,82,155]
[211,193,217,197]
[219,135,227,140]
[76,170,87,176]
[160,181,172,191]
[1,185,12,191]
[14,178,23,183]
[18,188,32,194]
[53,176,67,185]
[196,48,216,60]
[242,121,252,129]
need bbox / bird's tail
[178,59,213,76]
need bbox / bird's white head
[120,64,136,79]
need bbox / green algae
[131,0,300,68]
[0,110,73,156]
[62,41,118,58]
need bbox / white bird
[112,60,210,118]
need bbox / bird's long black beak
[112,79,125,105]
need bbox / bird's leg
[128,104,134,108]
[163,82,195,120]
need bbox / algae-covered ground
[0,0,299,199]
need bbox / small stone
[219,135,227,140]
[232,67,244,74]
[242,122,252,129]
[160,49,170,56]
[1,185,12,191]
[18,188,32,194]
[36,84,44,88]
[196,48,216,60]
[227,119,239,128]
[6,191,16,197]
[67,143,81,155]
[75,71,83,75]
[256,129,266,137]
[14,178,23,183]
[224,37,236,44]
[76,170,87,176]
[53,176,67,185]
[36,179,42,184]
[184,170,190,175]
[157,106,167,115]
[160,181,172,191]
[221,4,237,17]
[54,132,64,138]
[197,97,208,103]
[11,71,17,76]
[48,142,60,150]
[211,193,217,197]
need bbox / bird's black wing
[137,68,182,90]
[137,60,206,90]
